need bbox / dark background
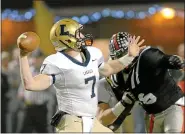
[2,0,181,10]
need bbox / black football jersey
[126,46,184,114]
[104,46,183,131]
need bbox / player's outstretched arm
[19,51,52,91]
[97,92,135,127]
[99,54,134,77]
[97,103,117,126]
[99,36,145,77]
[141,48,184,70]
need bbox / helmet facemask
[110,49,128,60]
[75,25,93,51]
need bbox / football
[17,32,40,52]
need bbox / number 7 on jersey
[85,76,96,98]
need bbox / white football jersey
[40,46,104,117]
[98,78,118,107]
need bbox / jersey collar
[59,48,91,67]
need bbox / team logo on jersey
[83,69,93,75]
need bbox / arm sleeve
[140,48,165,70]
[98,55,104,68]
[40,59,65,85]
[97,78,111,104]
[87,46,105,73]
[94,47,104,68]
[140,47,178,70]
[40,61,61,75]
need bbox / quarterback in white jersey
[40,46,103,117]
[18,18,144,133]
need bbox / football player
[18,19,145,133]
[97,32,184,133]
[97,32,138,133]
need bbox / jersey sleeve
[97,78,111,104]
[95,48,104,68]
[98,53,104,68]
[40,59,61,75]
[139,47,166,70]
[40,57,65,86]
[90,46,105,68]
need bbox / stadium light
[160,7,176,19]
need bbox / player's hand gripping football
[128,36,145,57]
[17,32,40,57]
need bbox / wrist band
[118,54,134,67]
[111,101,126,117]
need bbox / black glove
[168,55,183,69]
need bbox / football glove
[121,91,135,106]
[168,55,184,69]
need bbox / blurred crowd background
[1,0,184,133]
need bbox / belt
[60,111,94,119]
[62,111,81,118]
[51,110,94,127]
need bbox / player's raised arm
[99,36,145,77]
[140,47,184,71]
[18,32,53,91]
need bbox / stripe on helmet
[113,34,120,50]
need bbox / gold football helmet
[50,18,93,51]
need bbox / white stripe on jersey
[131,46,151,89]
[111,75,119,87]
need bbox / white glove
[121,91,135,105]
